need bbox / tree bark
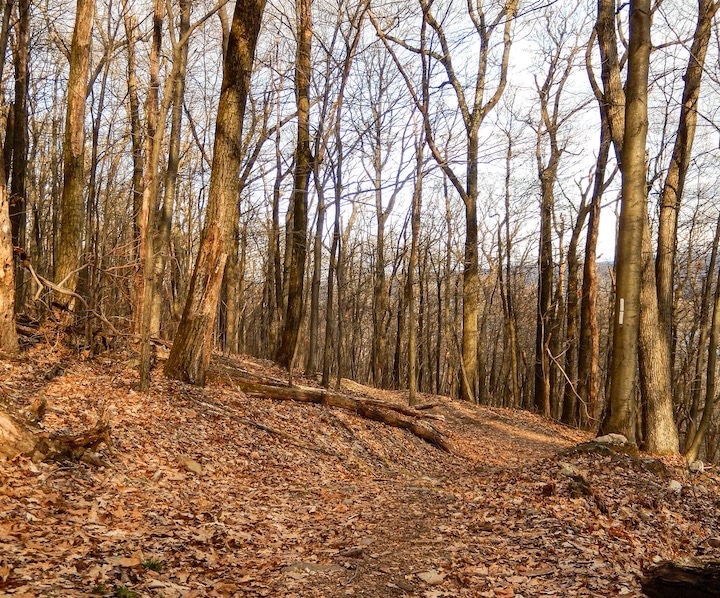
[277,0,313,368]
[0,0,17,354]
[639,210,679,453]
[604,0,651,445]
[55,0,95,307]
[165,0,267,385]
[9,0,29,311]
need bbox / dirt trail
[1,349,719,597]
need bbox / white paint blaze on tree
[605,0,652,445]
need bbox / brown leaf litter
[0,345,719,597]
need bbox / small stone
[689,460,705,474]
[595,433,628,445]
[417,569,446,585]
[668,480,682,493]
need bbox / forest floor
[1,344,719,597]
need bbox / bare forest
[3,0,720,595]
[0,0,719,453]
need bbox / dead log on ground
[0,404,112,464]
[236,381,455,453]
[641,558,720,597]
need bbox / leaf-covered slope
[1,347,719,597]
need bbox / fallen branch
[235,380,455,453]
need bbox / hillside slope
[1,346,719,597]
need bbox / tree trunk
[655,0,719,356]
[686,215,720,447]
[151,0,191,338]
[604,0,651,445]
[0,0,17,354]
[122,3,144,261]
[639,211,680,453]
[535,171,554,417]
[407,132,423,406]
[55,0,95,306]
[577,120,611,428]
[0,171,15,353]
[9,0,29,311]
[277,0,312,368]
[165,0,267,385]
[685,250,720,462]
[138,0,165,391]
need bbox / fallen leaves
[0,346,719,596]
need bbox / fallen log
[0,404,111,464]
[641,558,720,597]
[234,380,455,453]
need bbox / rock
[668,480,682,493]
[179,457,203,474]
[282,562,345,574]
[417,569,446,585]
[559,462,586,478]
[595,433,628,445]
[689,460,705,474]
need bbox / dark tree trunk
[277,0,313,368]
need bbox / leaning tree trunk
[164,0,267,385]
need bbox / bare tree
[371,0,519,401]
[604,0,652,444]
[165,0,267,384]
[54,0,95,307]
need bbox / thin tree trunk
[277,0,312,368]
[577,121,611,428]
[407,129,423,406]
[122,4,144,260]
[151,0,191,338]
[138,0,165,390]
[655,0,719,355]
[685,253,720,461]
[9,0,28,311]
[686,216,720,447]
